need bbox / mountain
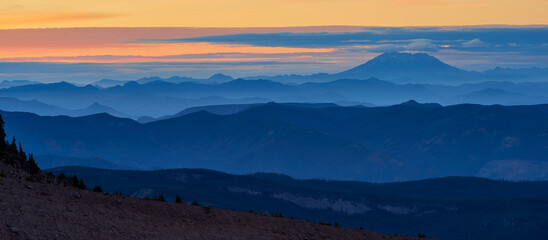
[143,102,341,123]
[482,67,548,81]
[0,97,134,119]
[208,73,234,82]
[140,103,264,123]
[0,97,69,115]
[92,79,128,88]
[70,102,133,119]
[92,74,235,88]
[3,102,548,182]
[335,52,471,83]
[50,166,548,240]
[35,155,133,170]
[0,97,133,118]
[451,88,538,105]
[4,73,548,118]
[0,80,40,89]
[249,52,547,84]
[0,81,274,117]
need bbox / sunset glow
[1,0,547,29]
[0,1,546,81]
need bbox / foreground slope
[0,140,413,240]
[0,176,396,240]
[50,166,548,240]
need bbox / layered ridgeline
[0,115,416,240]
[2,53,548,118]
[49,166,548,240]
[3,101,548,182]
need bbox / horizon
[1,25,548,83]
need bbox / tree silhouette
[27,154,40,174]
[57,172,67,182]
[18,142,25,159]
[10,136,17,152]
[78,179,86,190]
[0,115,6,157]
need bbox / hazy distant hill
[70,102,133,119]
[93,74,235,88]
[0,97,133,119]
[0,80,40,89]
[4,102,548,182]
[4,74,548,118]
[0,97,69,115]
[141,102,340,123]
[50,166,548,240]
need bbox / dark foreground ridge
[49,166,548,240]
[0,116,422,240]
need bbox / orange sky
[0,27,350,63]
[1,0,547,29]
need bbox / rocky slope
[0,153,420,240]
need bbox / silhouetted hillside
[50,166,548,240]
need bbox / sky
[1,0,547,83]
[2,0,547,28]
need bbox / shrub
[57,172,67,182]
[92,186,103,193]
[175,195,182,203]
[157,194,166,202]
[27,154,40,175]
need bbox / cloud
[367,44,406,52]
[138,27,548,54]
[407,39,439,52]
[462,38,488,48]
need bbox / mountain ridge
[3,101,548,182]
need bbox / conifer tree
[92,186,103,193]
[175,195,182,203]
[10,136,17,151]
[0,115,5,157]
[71,175,79,188]
[78,179,86,190]
[157,194,166,202]
[27,153,40,174]
[18,142,25,159]
[57,172,67,182]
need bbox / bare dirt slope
[0,163,420,240]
